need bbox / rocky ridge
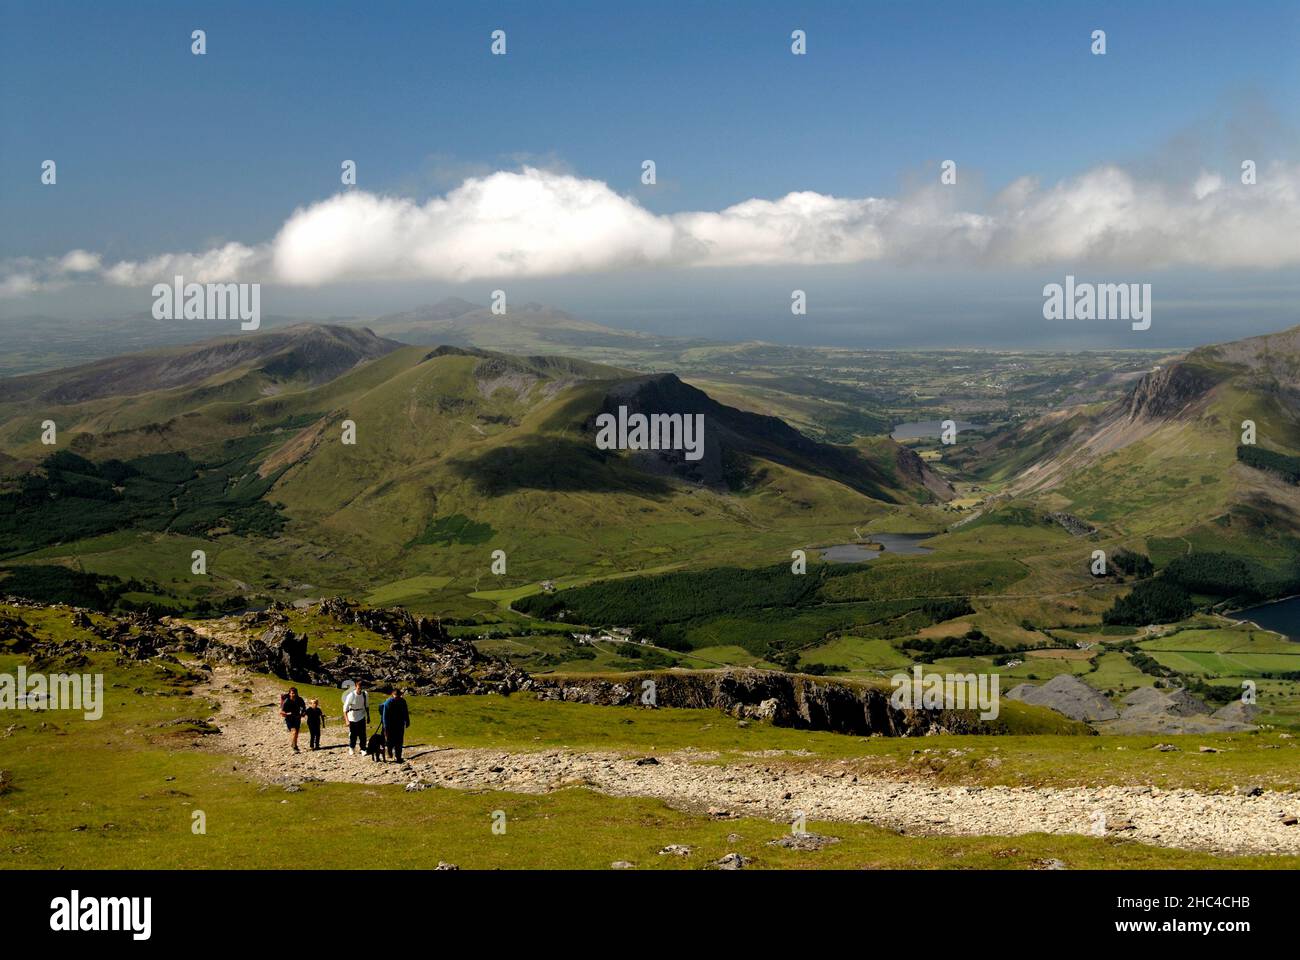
[534,670,1020,736]
[4,599,1029,736]
[1,597,529,697]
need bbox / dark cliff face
[1123,362,1217,421]
[894,444,955,500]
[533,669,1000,736]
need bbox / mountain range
[0,317,949,617]
[2,306,1299,634]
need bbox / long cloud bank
[5,163,1299,297]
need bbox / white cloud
[98,242,261,286]
[56,249,102,273]
[1192,171,1224,201]
[270,170,675,284]
[4,162,1299,298]
[0,273,40,298]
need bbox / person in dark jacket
[304,698,324,750]
[379,688,411,762]
[279,686,306,753]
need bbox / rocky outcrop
[1123,363,1216,421]
[309,597,448,644]
[2,597,528,698]
[196,600,529,696]
[532,669,1003,736]
[895,444,956,501]
[1,598,193,663]
[1047,512,1096,537]
[0,609,38,650]
[224,627,527,696]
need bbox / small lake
[1233,596,1300,641]
[891,420,986,441]
[820,533,934,563]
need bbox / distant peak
[432,296,482,312]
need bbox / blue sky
[1,0,1297,347]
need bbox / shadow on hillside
[448,437,673,497]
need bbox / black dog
[365,729,386,762]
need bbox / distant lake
[891,420,987,441]
[820,534,934,563]
[1234,596,1300,641]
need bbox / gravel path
[200,669,1300,857]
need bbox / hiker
[380,687,411,763]
[378,687,395,759]
[342,679,370,756]
[279,686,306,753]
[304,697,324,750]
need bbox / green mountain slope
[953,326,1300,571]
[0,326,944,616]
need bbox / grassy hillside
[10,653,1291,870]
[4,602,1299,870]
[0,328,939,618]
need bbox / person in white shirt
[342,679,370,756]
